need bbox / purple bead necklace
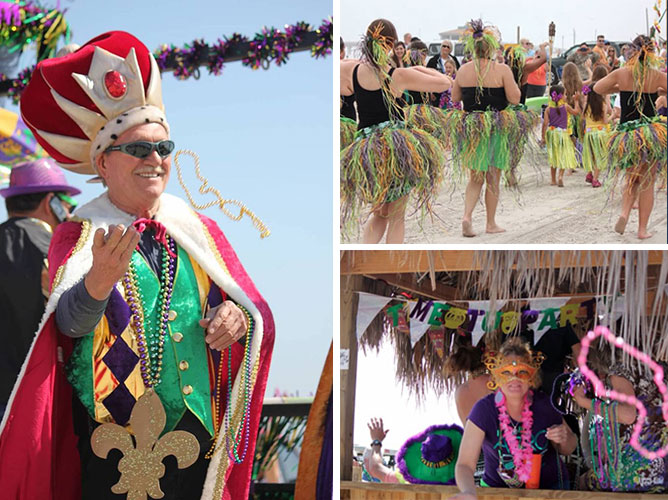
[122,235,176,388]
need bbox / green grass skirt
[340,120,446,231]
[546,127,578,170]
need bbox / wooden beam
[340,482,662,499]
[340,275,363,481]
[367,273,459,301]
[341,250,666,275]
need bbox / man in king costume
[0,31,274,500]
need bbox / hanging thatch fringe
[353,250,668,400]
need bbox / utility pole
[573,29,576,45]
[646,8,650,36]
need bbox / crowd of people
[340,19,667,243]
[359,333,668,495]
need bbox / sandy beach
[343,161,667,244]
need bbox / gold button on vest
[168,310,178,321]
[179,360,189,371]
[172,332,183,343]
[182,385,193,395]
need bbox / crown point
[104,70,127,99]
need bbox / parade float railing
[252,397,311,500]
[340,481,668,499]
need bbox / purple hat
[395,423,463,484]
[0,159,81,198]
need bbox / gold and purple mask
[483,350,545,390]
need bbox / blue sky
[0,0,333,396]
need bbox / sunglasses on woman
[105,140,175,158]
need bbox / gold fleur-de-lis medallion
[91,389,200,500]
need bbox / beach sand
[343,163,667,244]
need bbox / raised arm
[523,43,548,75]
[573,375,637,425]
[593,68,621,96]
[391,66,452,94]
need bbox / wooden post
[548,22,556,85]
[340,274,363,481]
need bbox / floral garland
[496,390,534,483]
[0,18,332,102]
[0,0,69,60]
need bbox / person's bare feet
[462,220,476,237]
[632,203,639,210]
[558,179,564,187]
[614,216,627,235]
[550,181,557,186]
[638,230,653,240]
[486,224,506,234]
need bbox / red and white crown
[20,31,169,175]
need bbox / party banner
[528,297,571,344]
[596,296,625,327]
[356,292,392,340]
[359,293,605,347]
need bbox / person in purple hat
[0,158,80,421]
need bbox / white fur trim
[0,193,265,500]
[90,105,170,169]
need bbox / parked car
[548,41,630,84]
[428,41,466,59]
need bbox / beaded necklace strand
[123,235,176,388]
[590,398,626,491]
[204,304,256,463]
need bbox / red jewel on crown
[104,70,127,98]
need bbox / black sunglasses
[105,140,175,158]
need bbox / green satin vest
[66,244,214,436]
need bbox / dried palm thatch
[354,250,668,400]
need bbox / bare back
[455,373,492,425]
[614,67,666,93]
[455,60,505,88]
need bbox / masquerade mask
[483,350,545,390]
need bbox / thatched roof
[342,250,668,399]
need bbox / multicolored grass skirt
[340,116,357,150]
[582,123,611,172]
[506,105,541,170]
[546,126,578,170]
[404,104,449,144]
[607,117,667,170]
[340,120,445,231]
[441,107,539,173]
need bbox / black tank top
[340,94,357,121]
[619,91,658,123]
[460,87,508,112]
[353,64,404,129]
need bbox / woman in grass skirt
[593,35,667,239]
[340,18,452,244]
[442,19,526,237]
